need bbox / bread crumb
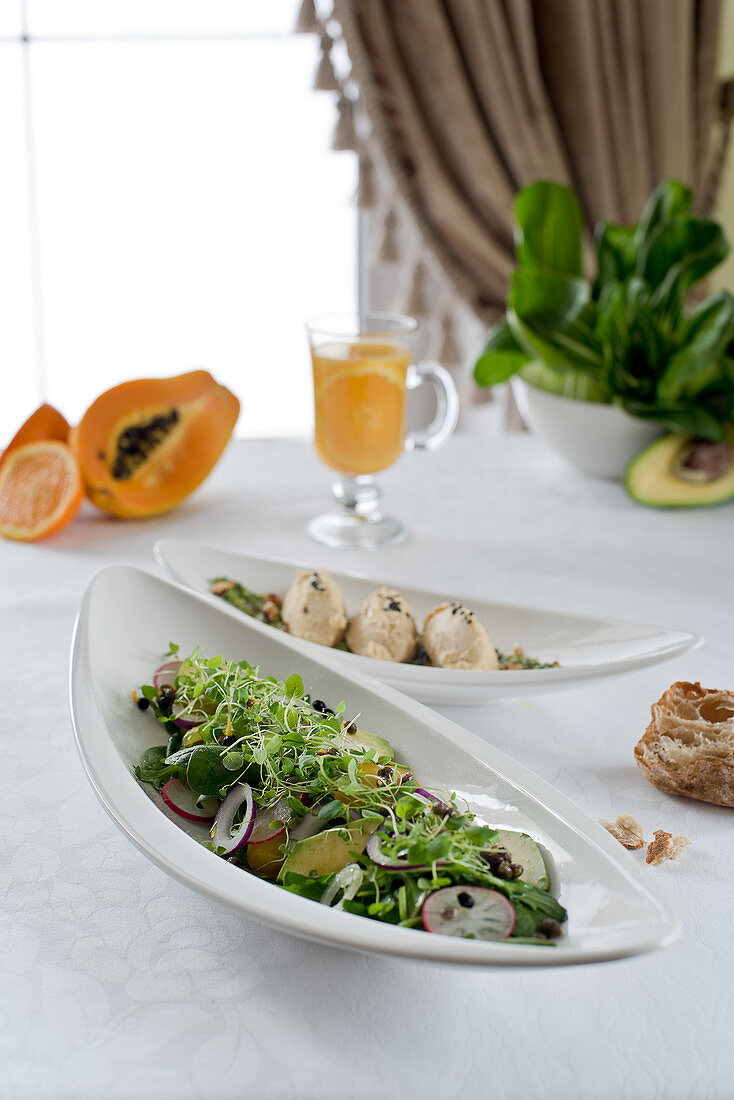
[600,813,644,850]
[645,828,691,866]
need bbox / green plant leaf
[641,216,729,301]
[513,180,583,275]
[473,319,531,386]
[658,291,734,402]
[508,269,602,371]
[634,178,692,251]
[518,361,609,402]
[595,222,637,288]
[621,397,725,441]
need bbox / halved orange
[1,403,70,469]
[0,440,83,541]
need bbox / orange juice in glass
[313,340,411,474]
[306,312,458,549]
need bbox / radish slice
[161,780,218,824]
[320,864,364,908]
[248,796,292,845]
[422,886,516,940]
[153,660,182,691]
[211,783,256,854]
[365,833,427,871]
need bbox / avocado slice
[491,830,550,890]
[336,726,393,761]
[625,426,734,507]
[278,817,378,881]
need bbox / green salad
[134,647,567,943]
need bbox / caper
[156,684,176,711]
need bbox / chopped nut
[600,813,644,851]
[261,599,280,623]
[646,828,691,866]
[264,592,283,609]
[211,580,235,596]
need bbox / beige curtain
[335,0,724,323]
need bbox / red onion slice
[365,833,427,871]
[414,787,454,816]
[211,782,256,854]
[153,660,182,691]
[320,864,364,908]
[172,701,207,730]
[287,811,324,843]
[248,796,292,845]
[161,780,218,824]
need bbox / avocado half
[625,425,734,507]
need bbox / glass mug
[306,311,459,549]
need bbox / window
[0,1,357,442]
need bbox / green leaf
[222,751,244,771]
[595,222,637,288]
[284,673,304,699]
[280,871,331,902]
[658,291,734,402]
[463,825,498,847]
[424,834,452,861]
[518,361,608,402]
[185,745,240,797]
[473,319,531,386]
[621,398,725,441]
[634,178,692,251]
[395,794,427,820]
[642,216,729,302]
[135,745,181,791]
[513,180,583,275]
[317,800,346,822]
[508,269,602,371]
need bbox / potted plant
[473,179,734,493]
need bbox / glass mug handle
[404,361,459,452]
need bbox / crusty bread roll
[635,682,734,808]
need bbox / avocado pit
[673,438,733,484]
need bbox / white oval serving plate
[154,537,701,705]
[69,565,680,967]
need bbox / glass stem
[332,475,383,523]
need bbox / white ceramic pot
[512,378,662,479]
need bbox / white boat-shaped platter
[154,538,702,705]
[69,565,680,967]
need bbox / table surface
[2,435,733,1100]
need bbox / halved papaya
[71,370,239,518]
[1,403,70,469]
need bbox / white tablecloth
[2,435,732,1100]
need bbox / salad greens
[210,578,283,627]
[134,649,567,943]
[474,178,734,440]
